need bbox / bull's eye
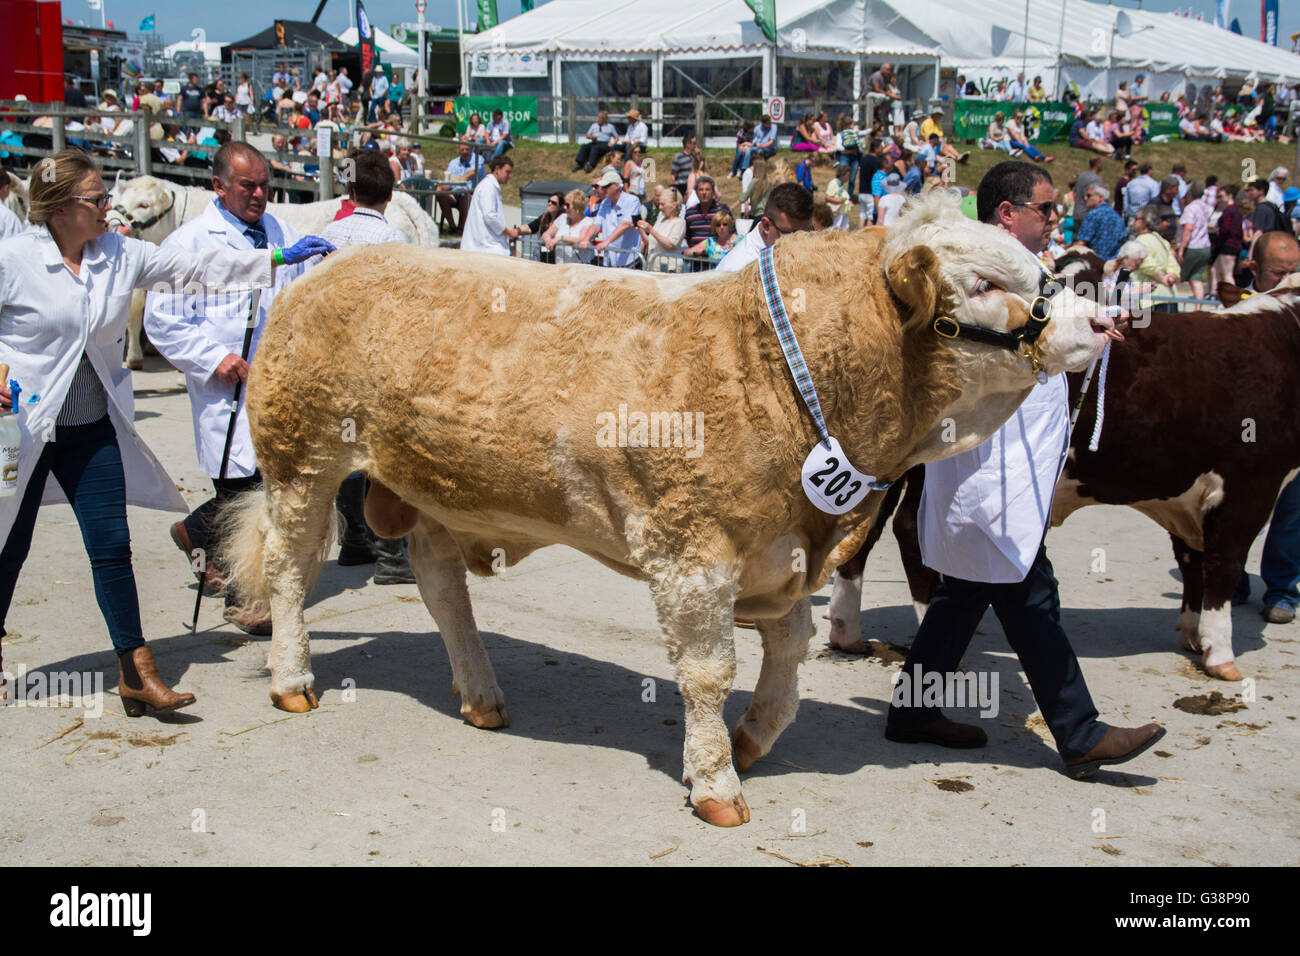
[973,279,998,296]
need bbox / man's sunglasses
[762,215,799,235]
[1012,200,1055,217]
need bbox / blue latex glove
[276,236,335,265]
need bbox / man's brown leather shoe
[885,713,988,749]
[118,645,196,717]
[170,520,225,596]
[1065,723,1166,778]
[223,605,272,636]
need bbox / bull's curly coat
[220,190,1109,826]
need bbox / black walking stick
[191,288,263,632]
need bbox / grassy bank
[416,136,1300,214]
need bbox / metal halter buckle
[932,316,960,338]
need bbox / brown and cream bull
[220,191,1114,826]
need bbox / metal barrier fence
[514,234,648,269]
[646,250,719,272]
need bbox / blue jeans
[836,155,860,197]
[1010,138,1046,160]
[489,138,513,160]
[0,416,145,654]
[1235,472,1300,610]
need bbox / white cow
[111,174,439,368]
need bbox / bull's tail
[216,487,276,609]
[216,484,342,610]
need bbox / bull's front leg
[648,563,749,827]
[732,597,814,772]
[407,515,508,728]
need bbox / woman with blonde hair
[0,149,332,714]
[543,187,599,264]
[636,188,686,270]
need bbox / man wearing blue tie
[145,142,315,635]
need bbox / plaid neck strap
[757,245,832,449]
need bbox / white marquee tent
[336,26,422,69]
[465,0,1300,116]
[909,0,1300,100]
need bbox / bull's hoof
[731,721,765,773]
[1204,660,1243,682]
[461,703,510,729]
[125,358,144,371]
[693,793,751,827]
[270,688,319,712]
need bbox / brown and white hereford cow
[221,191,1112,827]
[829,282,1300,681]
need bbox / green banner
[477,0,499,30]
[1144,102,1181,138]
[953,100,1073,142]
[454,96,538,137]
[745,0,776,43]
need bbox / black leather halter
[931,271,1066,357]
[112,189,176,232]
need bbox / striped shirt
[56,351,109,426]
[319,206,408,248]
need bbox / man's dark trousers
[887,545,1108,761]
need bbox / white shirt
[878,192,906,226]
[596,190,641,267]
[1267,181,1286,209]
[337,71,353,94]
[919,374,1070,583]
[144,200,303,478]
[461,174,509,255]
[550,215,598,263]
[716,224,767,273]
[625,120,648,145]
[0,202,27,239]
[370,74,389,100]
[0,227,273,552]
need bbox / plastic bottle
[0,364,20,498]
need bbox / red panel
[0,0,63,101]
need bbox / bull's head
[884,190,1113,380]
[883,190,1115,459]
[109,175,176,236]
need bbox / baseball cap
[596,167,622,187]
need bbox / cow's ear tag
[801,436,876,515]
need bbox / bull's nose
[1090,308,1124,341]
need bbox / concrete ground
[2,358,1297,866]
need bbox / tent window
[663,58,762,100]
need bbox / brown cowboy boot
[117,645,196,717]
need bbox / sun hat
[1284,187,1300,203]
[626,108,641,120]
[884,172,905,194]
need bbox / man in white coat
[885,160,1165,778]
[145,142,307,634]
[460,155,518,255]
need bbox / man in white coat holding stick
[146,142,315,635]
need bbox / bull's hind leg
[264,476,340,712]
[732,597,814,773]
[648,562,749,827]
[407,515,508,728]
[1170,534,1203,654]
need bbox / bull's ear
[887,245,947,327]
[1217,282,1246,309]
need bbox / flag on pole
[355,0,375,71]
[139,14,155,30]
[477,0,499,30]
[1214,0,1229,29]
[87,0,101,10]
[1261,0,1278,45]
[1230,18,1243,34]
[1293,31,1300,54]
[745,0,776,42]
[522,0,534,11]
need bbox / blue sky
[75,0,1299,52]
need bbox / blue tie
[244,222,267,249]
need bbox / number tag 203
[801,437,879,515]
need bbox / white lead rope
[1087,340,1111,453]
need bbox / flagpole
[458,0,468,95]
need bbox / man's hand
[505,226,520,240]
[0,383,11,411]
[594,239,608,252]
[214,353,250,386]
